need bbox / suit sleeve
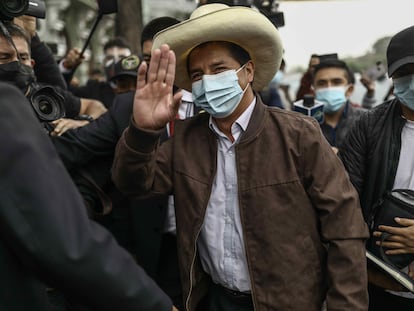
[31,34,67,90]
[0,83,172,311]
[51,92,135,170]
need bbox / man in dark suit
[51,17,184,309]
[0,82,176,311]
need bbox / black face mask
[0,61,36,94]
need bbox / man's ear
[30,58,35,68]
[245,60,255,84]
[345,84,354,97]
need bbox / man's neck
[214,91,254,142]
[401,104,414,121]
[324,105,346,128]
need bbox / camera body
[0,0,46,21]
[26,83,66,124]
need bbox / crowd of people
[2,1,414,311]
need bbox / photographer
[0,82,176,311]
[60,37,132,108]
[0,22,107,136]
[14,15,67,90]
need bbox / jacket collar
[238,94,267,144]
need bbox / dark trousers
[206,282,254,311]
[157,233,184,310]
[369,284,414,311]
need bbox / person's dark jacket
[320,101,366,150]
[339,98,406,221]
[0,83,171,311]
[51,92,132,166]
[51,91,169,276]
[31,34,67,90]
[69,80,115,108]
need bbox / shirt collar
[209,97,257,140]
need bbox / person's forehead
[0,36,28,53]
[188,42,235,64]
[105,46,131,56]
[12,36,30,52]
[314,67,347,80]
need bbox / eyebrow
[189,60,227,75]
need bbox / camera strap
[77,168,112,217]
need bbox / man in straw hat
[112,3,369,311]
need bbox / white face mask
[191,65,248,118]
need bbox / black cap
[387,25,414,77]
[109,55,141,81]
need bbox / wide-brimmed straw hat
[152,3,283,91]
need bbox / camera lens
[38,99,53,115]
[0,0,29,20]
[28,85,65,122]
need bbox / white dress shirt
[197,98,256,292]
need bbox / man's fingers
[395,217,414,227]
[147,48,161,83]
[377,240,405,249]
[136,61,148,90]
[165,50,176,87]
[156,45,172,83]
[378,224,407,236]
[385,248,413,255]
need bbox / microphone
[293,94,324,123]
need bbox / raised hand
[133,44,182,130]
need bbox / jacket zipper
[185,226,203,311]
[235,144,258,310]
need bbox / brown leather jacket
[112,98,369,311]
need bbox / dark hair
[0,22,31,48]
[191,41,250,64]
[140,16,180,48]
[312,59,355,84]
[103,37,131,53]
[226,42,251,65]
[186,41,251,76]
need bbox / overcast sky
[277,0,414,69]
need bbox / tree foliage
[343,36,392,73]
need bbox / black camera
[26,83,66,123]
[0,0,46,21]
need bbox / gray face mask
[393,74,414,110]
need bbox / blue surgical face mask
[393,74,414,111]
[315,86,348,114]
[191,65,248,118]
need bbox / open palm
[133,44,182,130]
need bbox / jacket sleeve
[0,83,172,311]
[51,92,135,169]
[52,110,117,169]
[338,113,369,196]
[112,119,173,197]
[301,117,369,311]
[31,34,67,90]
